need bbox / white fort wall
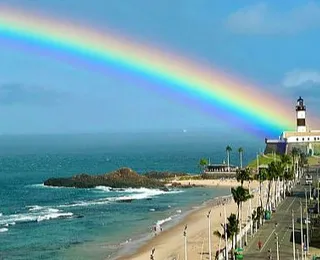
[286,135,320,143]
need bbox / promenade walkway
[243,177,319,259]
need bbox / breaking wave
[0,206,74,228]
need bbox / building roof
[282,131,320,138]
[206,164,237,168]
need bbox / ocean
[0,131,263,259]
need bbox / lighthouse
[296,96,307,132]
[265,97,320,156]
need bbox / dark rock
[44,167,166,189]
[117,199,134,203]
[160,187,170,192]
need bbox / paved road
[243,185,307,260]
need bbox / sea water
[0,132,262,259]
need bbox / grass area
[176,175,202,180]
[308,156,320,166]
[246,153,281,169]
[247,154,320,168]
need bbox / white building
[265,97,320,155]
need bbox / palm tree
[236,167,252,187]
[256,168,267,209]
[266,161,284,211]
[199,158,208,173]
[283,167,294,195]
[231,186,253,249]
[226,145,232,172]
[266,162,276,211]
[252,206,264,231]
[299,152,308,167]
[280,154,292,198]
[291,147,299,180]
[214,213,239,260]
[238,147,244,169]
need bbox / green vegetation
[246,153,281,169]
[144,171,188,180]
[213,213,239,258]
[236,168,253,186]
[198,158,208,173]
[313,144,320,156]
[307,156,320,166]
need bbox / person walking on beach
[258,240,262,250]
[152,225,157,236]
[150,247,155,260]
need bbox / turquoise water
[0,132,263,259]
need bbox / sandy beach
[118,179,262,260]
[169,178,252,188]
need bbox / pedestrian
[258,240,262,250]
[153,225,157,236]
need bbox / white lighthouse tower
[265,97,320,156]
[296,96,307,132]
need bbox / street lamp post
[305,189,309,255]
[224,204,228,260]
[317,171,320,215]
[207,210,212,260]
[292,210,296,260]
[309,183,312,201]
[300,200,304,260]
[275,232,280,260]
[304,234,307,260]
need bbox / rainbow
[0,6,298,136]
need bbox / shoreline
[116,180,260,260]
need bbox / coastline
[116,180,260,260]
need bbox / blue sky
[0,0,319,134]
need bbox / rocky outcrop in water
[44,168,166,189]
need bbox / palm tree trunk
[227,151,230,172]
[267,181,271,211]
[240,152,243,169]
[259,180,263,208]
[235,204,240,250]
[240,202,243,248]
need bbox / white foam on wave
[110,188,181,201]
[156,216,172,226]
[29,183,76,189]
[36,212,73,222]
[58,199,110,208]
[4,222,15,227]
[0,207,73,226]
[27,205,60,213]
[95,186,183,195]
[0,228,8,232]
[57,188,183,208]
[95,186,112,192]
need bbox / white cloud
[226,2,320,35]
[282,70,320,88]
